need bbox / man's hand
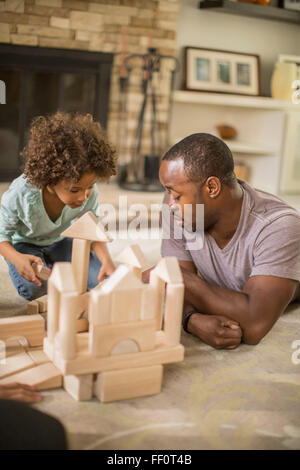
[0,383,43,403]
[13,254,43,287]
[187,313,242,350]
[97,258,116,283]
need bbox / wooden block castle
[0,211,185,403]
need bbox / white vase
[270,62,298,101]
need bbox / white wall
[176,0,300,96]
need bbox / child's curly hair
[22,111,117,188]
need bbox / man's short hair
[162,133,236,187]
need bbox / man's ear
[205,176,221,198]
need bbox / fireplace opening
[0,44,113,181]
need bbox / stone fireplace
[0,0,180,180]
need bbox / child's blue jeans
[5,237,102,301]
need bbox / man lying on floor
[159,133,300,350]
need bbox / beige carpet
[1,247,300,450]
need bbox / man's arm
[179,261,243,349]
[181,268,298,344]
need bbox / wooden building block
[164,284,184,346]
[111,339,139,355]
[47,279,60,342]
[149,271,165,330]
[54,335,184,376]
[76,318,89,333]
[50,262,78,293]
[101,264,144,293]
[47,263,77,341]
[89,319,156,357]
[43,337,54,361]
[32,263,51,281]
[27,300,39,315]
[77,292,90,318]
[94,365,163,403]
[71,239,91,294]
[0,351,35,379]
[58,292,78,360]
[61,211,111,242]
[4,338,27,358]
[89,289,111,325]
[27,348,50,366]
[115,244,151,270]
[0,315,45,347]
[0,362,62,390]
[141,285,157,321]
[110,289,142,323]
[151,257,183,284]
[63,374,93,401]
[35,295,48,313]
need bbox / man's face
[51,172,97,209]
[159,159,203,231]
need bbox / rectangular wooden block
[89,319,156,357]
[54,332,184,376]
[94,364,163,403]
[32,263,51,281]
[35,295,48,313]
[0,351,35,379]
[0,315,45,347]
[110,289,142,323]
[27,301,39,315]
[63,374,93,401]
[0,362,62,390]
[89,290,111,325]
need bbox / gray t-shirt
[161,180,300,292]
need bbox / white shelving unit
[169,91,300,195]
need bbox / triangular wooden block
[101,264,144,294]
[115,244,151,270]
[152,257,183,284]
[61,211,111,242]
[0,363,62,391]
[49,262,78,293]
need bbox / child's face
[52,173,97,208]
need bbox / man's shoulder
[241,180,300,227]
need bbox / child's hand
[14,254,44,286]
[0,383,43,403]
[97,259,116,283]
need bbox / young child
[0,111,117,301]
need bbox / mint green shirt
[0,174,100,246]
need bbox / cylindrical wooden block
[47,280,60,341]
[71,239,91,294]
[59,293,77,360]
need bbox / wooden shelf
[172,136,276,155]
[223,140,276,154]
[173,90,295,110]
[198,0,300,24]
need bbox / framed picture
[184,47,260,96]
